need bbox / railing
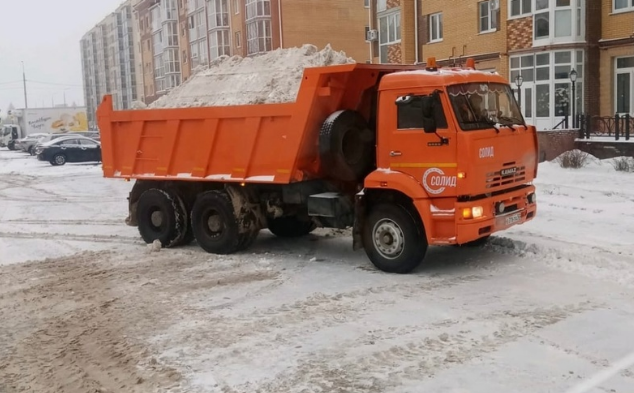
[577,113,633,141]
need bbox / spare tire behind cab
[319,110,375,182]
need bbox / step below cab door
[380,89,458,197]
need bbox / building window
[246,19,271,55]
[233,0,239,13]
[165,21,179,47]
[479,1,497,33]
[209,30,230,59]
[533,0,582,43]
[616,56,634,114]
[429,13,443,43]
[614,0,634,12]
[510,50,584,123]
[245,0,270,19]
[509,0,531,17]
[235,31,242,47]
[378,10,401,63]
[377,0,387,12]
[365,0,370,8]
[207,0,229,29]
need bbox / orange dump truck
[96,59,538,273]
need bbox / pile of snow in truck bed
[146,44,355,109]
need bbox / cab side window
[396,93,448,130]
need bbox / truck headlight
[527,193,536,204]
[462,206,484,219]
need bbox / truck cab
[356,59,537,271]
[1,125,21,150]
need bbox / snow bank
[148,44,355,109]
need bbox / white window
[233,0,239,13]
[615,56,634,114]
[510,50,584,125]
[207,0,229,29]
[246,19,271,55]
[378,10,401,63]
[429,13,443,43]
[209,30,231,59]
[377,0,387,12]
[245,0,270,19]
[614,0,634,12]
[533,0,583,44]
[509,0,531,17]
[479,1,497,33]
[165,21,179,47]
[365,0,370,8]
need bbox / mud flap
[352,189,366,251]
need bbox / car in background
[15,133,49,153]
[35,135,101,166]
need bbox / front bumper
[454,185,537,244]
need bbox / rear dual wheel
[191,190,259,255]
[136,188,193,248]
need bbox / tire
[8,141,15,151]
[52,154,66,166]
[136,188,187,248]
[191,190,241,255]
[319,110,375,182]
[237,229,259,251]
[455,235,490,247]
[362,203,428,274]
[267,216,316,238]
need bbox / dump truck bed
[97,63,420,184]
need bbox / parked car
[15,133,49,153]
[35,135,101,166]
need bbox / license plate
[504,212,521,226]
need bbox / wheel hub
[151,211,164,227]
[373,219,405,260]
[206,212,223,236]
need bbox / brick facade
[601,1,634,40]
[507,17,532,51]
[421,0,507,72]
[280,0,369,62]
[387,44,402,63]
[537,130,578,162]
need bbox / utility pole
[22,61,28,108]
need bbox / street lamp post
[569,69,577,128]
[514,74,523,111]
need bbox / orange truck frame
[96,59,538,273]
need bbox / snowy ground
[1,148,634,393]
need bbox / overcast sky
[0,0,125,115]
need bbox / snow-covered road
[0,148,633,393]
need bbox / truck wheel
[267,216,316,238]
[8,141,15,151]
[136,188,187,248]
[320,110,375,182]
[191,190,241,254]
[362,203,428,274]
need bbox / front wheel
[362,203,428,274]
[52,154,66,166]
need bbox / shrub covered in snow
[611,157,634,172]
[556,149,590,169]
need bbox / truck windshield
[448,83,525,131]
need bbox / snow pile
[148,44,356,109]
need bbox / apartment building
[599,0,634,117]
[80,0,138,127]
[130,0,369,104]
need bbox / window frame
[613,0,634,13]
[509,0,532,18]
[396,93,448,131]
[429,12,443,43]
[378,9,401,63]
[478,0,497,33]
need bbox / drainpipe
[414,0,419,63]
[278,0,283,48]
[368,0,373,62]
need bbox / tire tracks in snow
[227,302,597,393]
[0,231,141,245]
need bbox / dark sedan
[35,135,102,166]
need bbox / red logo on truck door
[422,168,457,195]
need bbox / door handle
[390,151,402,157]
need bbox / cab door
[380,89,458,197]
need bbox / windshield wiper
[498,116,528,131]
